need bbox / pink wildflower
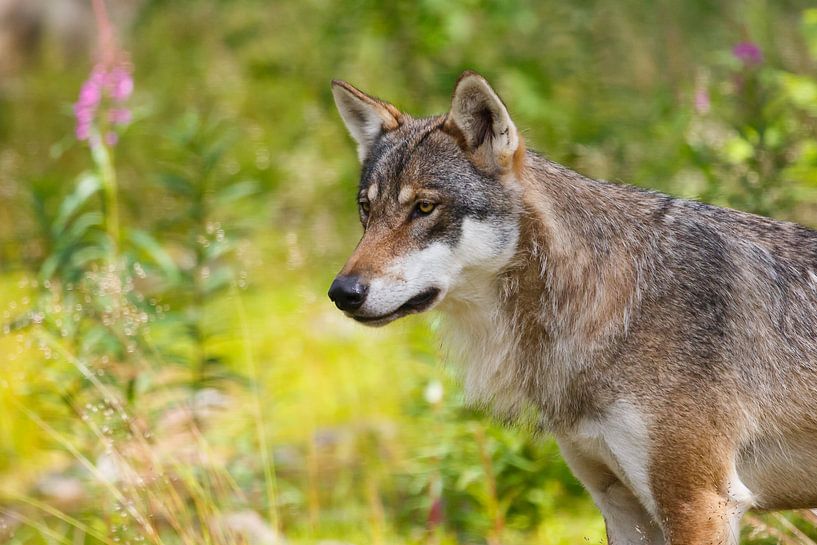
[74,61,133,144]
[108,107,132,125]
[107,65,133,101]
[74,66,104,141]
[732,42,763,66]
[73,0,132,146]
[694,87,710,114]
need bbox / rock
[210,510,283,545]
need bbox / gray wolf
[327,71,817,544]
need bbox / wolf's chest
[440,296,604,429]
[438,298,569,420]
[439,302,527,412]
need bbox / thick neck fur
[440,152,658,430]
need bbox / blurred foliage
[0,1,815,544]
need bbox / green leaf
[60,211,103,247]
[127,229,181,282]
[39,253,60,280]
[202,267,232,295]
[202,131,237,172]
[214,180,260,204]
[722,137,754,164]
[52,173,101,235]
[157,173,195,196]
[204,238,233,261]
[779,72,817,114]
[69,246,109,270]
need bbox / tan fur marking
[512,134,526,176]
[398,186,415,206]
[331,80,403,129]
[340,221,418,279]
[381,103,402,130]
[367,183,378,202]
[645,393,743,544]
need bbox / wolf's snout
[328,274,369,312]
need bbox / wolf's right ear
[331,80,402,163]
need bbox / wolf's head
[328,72,525,326]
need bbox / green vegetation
[0,1,816,543]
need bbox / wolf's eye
[416,201,436,215]
[359,201,370,215]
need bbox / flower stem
[91,137,120,251]
[91,0,116,65]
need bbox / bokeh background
[1,1,817,544]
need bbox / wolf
[327,71,817,544]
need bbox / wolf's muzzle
[328,274,369,312]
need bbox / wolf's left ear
[444,71,523,172]
[332,80,402,163]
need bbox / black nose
[328,275,368,312]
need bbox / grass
[0,247,609,544]
[2,250,815,544]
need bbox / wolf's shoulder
[658,196,817,268]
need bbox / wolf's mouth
[351,287,441,326]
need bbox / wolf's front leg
[650,438,752,545]
[653,488,744,545]
[558,439,665,544]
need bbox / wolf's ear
[331,80,402,163]
[444,71,523,172]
